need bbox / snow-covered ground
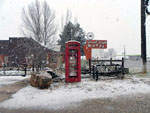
[0,76,29,87]
[0,76,150,110]
[0,70,25,76]
[0,70,30,87]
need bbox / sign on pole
[83,40,107,60]
[86,40,107,49]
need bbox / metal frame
[89,58,124,81]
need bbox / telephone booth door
[65,41,81,83]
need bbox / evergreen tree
[58,22,86,55]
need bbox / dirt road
[0,78,29,102]
[0,93,150,113]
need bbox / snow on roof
[65,40,80,43]
[51,45,61,52]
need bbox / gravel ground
[0,93,150,113]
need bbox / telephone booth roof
[65,40,80,44]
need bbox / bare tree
[74,17,78,24]
[104,52,109,59]
[21,0,57,48]
[65,9,72,25]
[21,0,42,42]
[108,48,117,59]
[61,9,72,31]
[42,1,57,48]
[104,48,117,59]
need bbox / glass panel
[69,49,78,77]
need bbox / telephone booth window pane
[69,49,78,77]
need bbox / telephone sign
[86,40,107,49]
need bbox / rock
[30,72,52,89]
[87,88,92,91]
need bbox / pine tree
[58,22,86,55]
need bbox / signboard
[86,40,107,49]
[83,40,107,60]
[83,46,92,60]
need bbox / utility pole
[141,0,148,73]
[124,45,126,60]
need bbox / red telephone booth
[65,40,81,82]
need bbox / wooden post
[32,64,34,71]
[96,67,98,81]
[93,65,95,79]
[89,59,91,75]
[24,64,27,77]
[122,58,124,75]
[110,58,112,65]
[3,64,6,76]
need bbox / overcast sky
[0,0,149,56]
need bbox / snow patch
[1,77,150,110]
[0,75,29,87]
[0,70,24,76]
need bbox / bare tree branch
[21,0,57,48]
[60,9,72,32]
[65,9,72,25]
[41,1,57,48]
